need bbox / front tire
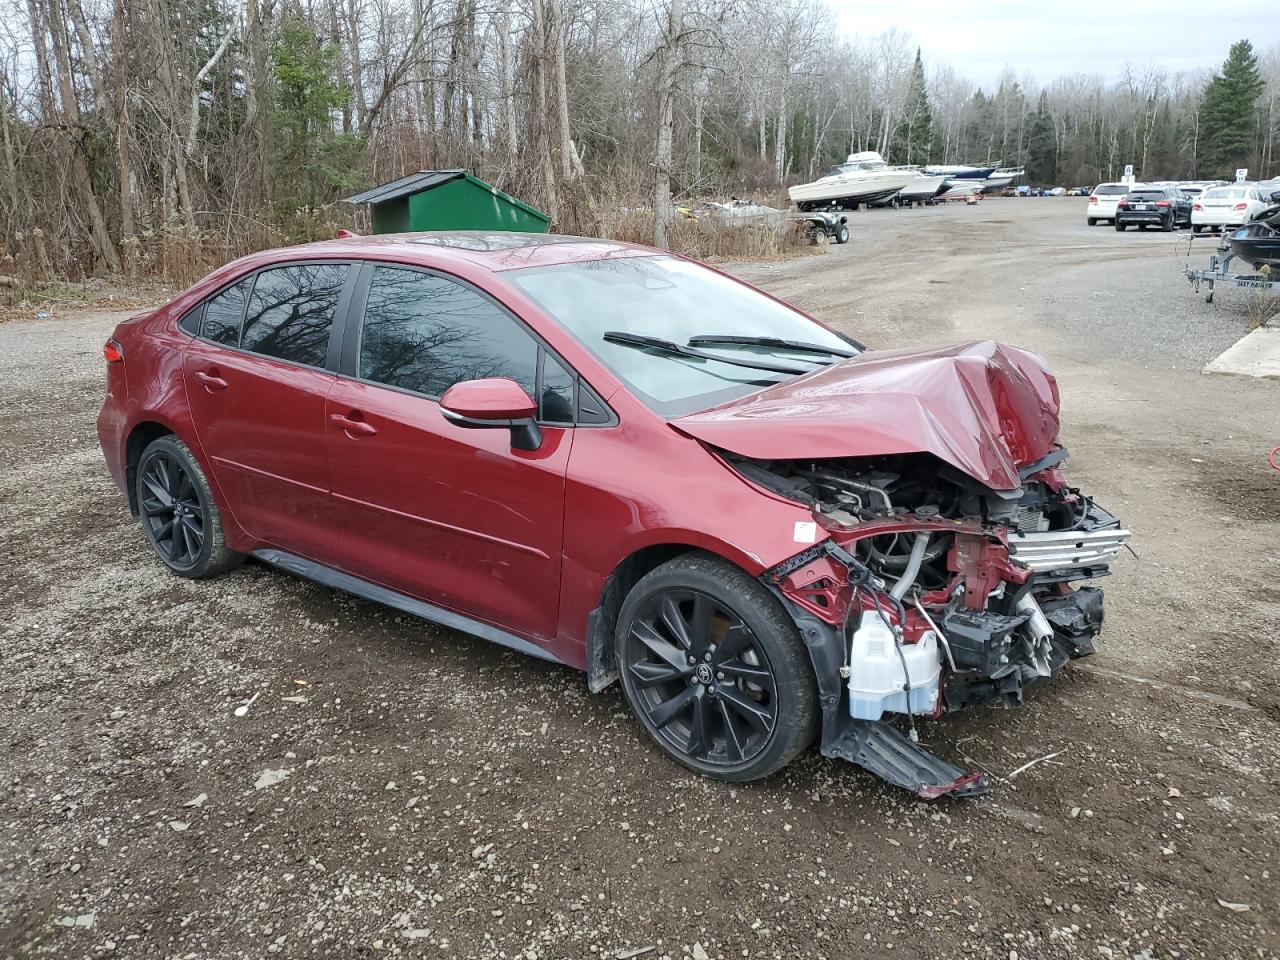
[615,554,818,782]
[836,224,850,244]
[136,435,243,579]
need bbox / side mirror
[439,378,542,451]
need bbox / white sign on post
[1123,164,1134,185]
[1236,168,1248,183]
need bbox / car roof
[268,231,655,273]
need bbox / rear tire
[1115,222,1126,231]
[136,435,244,579]
[615,554,818,782]
[1162,215,1173,232]
[1087,217,1097,226]
[1192,224,1202,234]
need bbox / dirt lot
[3,200,1278,960]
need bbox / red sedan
[97,232,1129,797]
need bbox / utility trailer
[1184,236,1276,303]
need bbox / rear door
[183,261,353,559]
[323,263,576,641]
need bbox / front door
[325,264,574,642]
[182,262,351,559]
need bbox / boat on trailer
[981,166,1025,192]
[1227,206,1280,269]
[923,163,998,185]
[789,152,922,211]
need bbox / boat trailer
[1184,236,1275,304]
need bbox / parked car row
[1088,179,1280,232]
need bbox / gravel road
[3,199,1278,960]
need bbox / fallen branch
[1007,748,1067,779]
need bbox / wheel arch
[584,541,767,694]
[124,420,178,515]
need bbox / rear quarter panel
[98,306,252,549]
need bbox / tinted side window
[241,264,347,367]
[202,278,252,345]
[539,352,575,424]
[359,266,536,398]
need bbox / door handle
[330,412,377,437]
[194,370,228,391]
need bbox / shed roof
[341,170,466,205]
[341,170,551,223]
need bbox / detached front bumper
[761,505,1129,799]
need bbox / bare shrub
[595,205,812,261]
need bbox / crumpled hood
[671,340,1061,492]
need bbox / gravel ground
[2,199,1278,960]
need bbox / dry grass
[0,197,814,313]
[0,205,359,311]
[595,206,813,261]
[1246,266,1277,330]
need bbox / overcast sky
[826,0,1268,88]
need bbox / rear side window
[201,277,252,346]
[359,266,537,398]
[241,264,347,367]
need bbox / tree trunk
[529,0,559,221]
[39,0,122,272]
[345,0,366,133]
[243,0,267,200]
[550,0,576,182]
[149,0,194,230]
[652,0,683,249]
[497,0,516,164]
[774,85,788,183]
[109,0,135,249]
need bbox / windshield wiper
[602,331,814,375]
[687,334,863,358]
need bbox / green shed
[342,170,551,234]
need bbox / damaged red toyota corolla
[97,233,1130,798]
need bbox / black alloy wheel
[616,554,817,781]
[140,451,205,568]
[624,589,777,765]
[135,435,243,578]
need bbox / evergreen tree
[1025,91,1056,184]
[891,49,935,165]
[271,18,361,210]
[1199,39,1264,178]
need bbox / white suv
[1088,183,1136,225]
[1191,185,1271,232]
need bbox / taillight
[1233,202,1247,211]
[1089,195,1098,203]
[103,338,124,364]
[1193,202,1202,210]
[1156,200,1169,208]
[1118,199,1128,208]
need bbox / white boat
[981,167,1025,192]
[936,182,983,202]
[789,152,922,210]
[891,173,951,205]
[923,163,998,185]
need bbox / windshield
[506,255,856,416]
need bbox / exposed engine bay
[734,448,1131,798]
